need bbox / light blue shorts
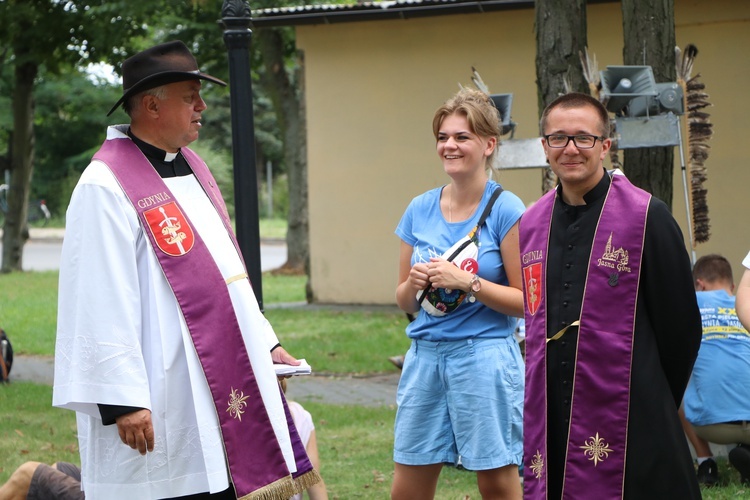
[393,336,524,470]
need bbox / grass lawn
[1,270,748,498]
[0,383,80,479]
[0,270,421,496]
[258,217,288,240]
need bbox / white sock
[696,457,712,465]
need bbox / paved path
[3,228,288,273]
[11,355,400,407]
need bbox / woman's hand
[407,262,431,292]
[397,242,428,313]
[427,257,469,291]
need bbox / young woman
[392,88,524,499]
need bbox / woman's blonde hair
[432,87,501,166]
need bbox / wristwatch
[467,274,481,303]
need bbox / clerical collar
[127,129,177,162]
[582,169,611,204]
[557,168,611,206]
[126,128,193,178]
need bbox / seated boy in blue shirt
[680,254,750,487]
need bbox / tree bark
[255,27,309,278]
[621,0,676,207]
[535,0,589,193]
[1,55,36,273]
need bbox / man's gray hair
[123,85,169,117]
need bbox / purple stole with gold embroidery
[94,137,317,500]
[519,172,650,499]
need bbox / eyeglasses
[543,134,606,149]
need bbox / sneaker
[729,444,750,484]
[696,457,719,487]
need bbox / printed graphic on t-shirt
[699,304,749,342]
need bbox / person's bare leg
[391,463,442,500]
[679,405,713,457]
[476,465,522,500]
[0,461,42,500]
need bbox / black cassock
[544,171,702,499]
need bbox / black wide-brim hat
[107,40,227,116]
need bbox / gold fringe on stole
[237,469,322,500]
[293,469,323,493]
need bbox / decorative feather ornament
[562,72,573,94]
[466,67,502,126]
[470,66,490,94]
[579,47,601,98]
[579,48,622,171]
[676,44,713,244]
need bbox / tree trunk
[255,27,309,279]
[535,0,589,193]
[286,52,309,277]
[1,56,37,273]
[621,0,676,207]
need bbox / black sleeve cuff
[270,343,282,352]
[98,404,145,426]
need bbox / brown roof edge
[249,0,617,27]
[249,0,535,28]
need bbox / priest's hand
[272,346,299,366]
[272,346,301,379]
[116,409,155,455]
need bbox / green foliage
[252,92,285,172]
[31,68,122,215]
[259,174,289,219]
[187,141,236,218]
[0,0,163,72]
[152,0,286,174]
[0,0,295,223]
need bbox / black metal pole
[221,0,264,311]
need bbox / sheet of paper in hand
[274,358,312,376]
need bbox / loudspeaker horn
[599,65,658,114]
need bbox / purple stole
[94,136,318,499]
[519,172,650,499]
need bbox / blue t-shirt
[683,289,750,426]
[395,180,525,341]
